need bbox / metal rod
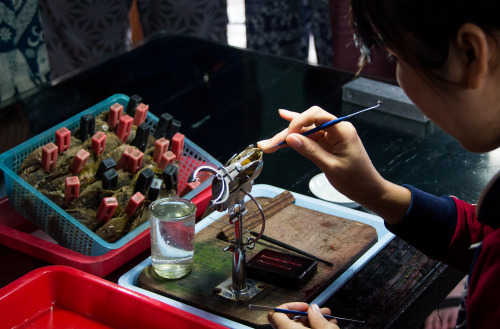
[248,304,365,323]
[249,231,334,267]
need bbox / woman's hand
[267,303,340,329]
[258,107,411,225]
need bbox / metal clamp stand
[190,146,265,301]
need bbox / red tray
[0,197,149,277]
[0,265,228,329]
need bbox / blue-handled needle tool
[262,101,382,151]
[248,304,365,324]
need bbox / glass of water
[150,197,196,279]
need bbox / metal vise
[189,145,265,301]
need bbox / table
[0,34,490,328]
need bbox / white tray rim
[118,184,395,328]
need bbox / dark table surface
[0,34,492,328]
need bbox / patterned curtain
[37,0,134,78]
[136,0,228,44]
[0,0,50,103]
[245,0,333,66]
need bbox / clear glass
[150,197,196,279]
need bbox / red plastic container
[0,185,213,277]
[0,197,149,278]
[0,266,228,329]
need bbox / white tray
[118,184,394,329]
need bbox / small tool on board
[248,304,365,323]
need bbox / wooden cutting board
[139,194,377,328]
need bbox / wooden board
[139,197,377,328]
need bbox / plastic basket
[0,94,221,256]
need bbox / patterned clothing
[37,0,134,78]
[245,0,333,66]
[0,0,50,102]
[136,0,228,44]
[37,0,228,79]
[387,183,500,328]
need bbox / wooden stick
[216,190,295,241]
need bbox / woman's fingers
[258,107,337,153]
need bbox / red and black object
[165,119,181,142]
[134,168,154,195]
[108,103,124,130]
[102,169,118,190]
[246,249,318,289]
[133,103,148,126]
[41,143,58,172]
[148,177,162,201]
[79,114,95,141]
[71,149,90,175]
[133,123,150,152]
[153,138,169,164]
[127,149,143,174]
[125,94,142,116]
[55,127,71,154]
[91,131,107,157]
[96,158,117,180]
[64,176,80,203]
[153,112,173,139]
[125,192,145,216]
[171,133,184,159]
[163,164,178,192]
[158,151,176,171]
[116,115,133,143]
[97,197,118,224]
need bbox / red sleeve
[437,198,495,272]
[466,228,500,328]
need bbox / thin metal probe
[210,217,333,266]
[249,304,365,324]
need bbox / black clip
[97,158,117,180]
[102,169,118,190]
[133,123,150,152]
[80,114,95,141]
[153,112,173,139]
[134,168,154,195]
[126,94,143,116]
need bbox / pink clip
[171,133,185,159]
[96,197,118,224]
[41,143,58,172]
[116,146,133,170]
[180,180,201,197]
[158,151,176,170]
[133,103,149,126]
[128,149,144,173]
[108,103,124,130]
[116,115,134,143]
[125,192,145,216]
[153,138,169,163]
[65,176,80,203]
[71,149,90,175]
[91,131,107,156]
[55,127,71,154]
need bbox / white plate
[309,173,359,208]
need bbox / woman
[258,1,500,328]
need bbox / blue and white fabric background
[245,0,332,66]
[0,0,50,103]
[0,0,332,103]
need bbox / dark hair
[350,0,500,75]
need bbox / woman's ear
[453,23,495,89]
